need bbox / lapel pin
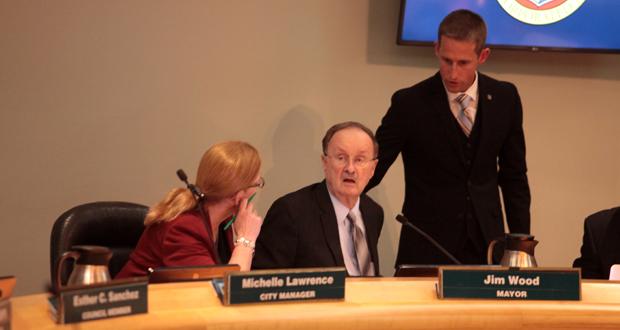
[487,94,492,101]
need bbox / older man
[253,121,384,276]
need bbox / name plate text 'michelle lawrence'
[214,267,346,305]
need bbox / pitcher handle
[487,239,499,265]
[56,251,80,291]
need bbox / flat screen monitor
[398,0,620,53]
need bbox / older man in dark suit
[253,122,384,276]
[366,9,531,266]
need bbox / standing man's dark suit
[253,181,384,275]
[367,72,531,265]
[573,207,620,279]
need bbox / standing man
[253,122,383,276]
[367,9,530,266]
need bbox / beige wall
[1,0,619,296]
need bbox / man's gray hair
[322,121,378,158]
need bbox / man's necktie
[346,212,373,276]
[455,93,475,136]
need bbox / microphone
[395,214,461,265]
[176,169,205,201]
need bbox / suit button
[466,143,472,149]
[466,195,471,201]
[465,159,471,166]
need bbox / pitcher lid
[505,233,535,241]
[71,245,112,265]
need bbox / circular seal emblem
[497,0,586,25]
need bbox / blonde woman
[116,141,264,278]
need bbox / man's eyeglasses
[324,154,377,169]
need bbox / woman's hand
[233,197,263,242]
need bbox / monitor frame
[396,0,620,54]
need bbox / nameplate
[48,277,148,324]
[438,266,581,300]
[214,267,346,305]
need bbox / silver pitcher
[56,245,112,289]
[487,233,538,267]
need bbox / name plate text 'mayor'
[438,267,580,301]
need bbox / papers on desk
[212,278,225,301]
[610,264,620,280]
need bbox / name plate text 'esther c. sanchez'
[437,266,581,301]
[213,267,346,305]
[48,277,148,324]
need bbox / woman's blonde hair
[144,141,261,226]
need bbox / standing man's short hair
[438,9,487,54]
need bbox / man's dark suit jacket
[252,181,384,275]
[367,72,531,265]
[573,207,620,279]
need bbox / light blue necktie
[455,93,474,136]
[346,212,374,276]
